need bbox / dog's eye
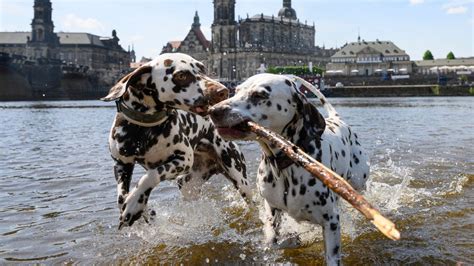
[251,91,269,100]
[175,72,187,81]
[172,71,196,86]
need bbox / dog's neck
[118,88,169,127]
[259,116,308,170]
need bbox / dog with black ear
[208,73,370,265]
[101,53,252,229]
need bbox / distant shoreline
[323,85,473,97]
[1,87,472,102]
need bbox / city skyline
[0,0,472,61]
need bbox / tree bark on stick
[247,121,400,241]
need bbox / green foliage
[431,85,440,95]
[423,50,434,60]
[469,87,474,95]
[446,51,455,60]
[267,66,323,76]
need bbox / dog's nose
[212,87,229,104]
[205,81,229,105]
[209,105,230,122]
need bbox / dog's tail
[287,75,339,118]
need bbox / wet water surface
[0,97,472,264]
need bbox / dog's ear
[293,90,326,138]
[100,65,152,101]
[303,101,326,138]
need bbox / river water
[0,97,472,265]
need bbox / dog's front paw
[118,188,151,229]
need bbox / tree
[423,50,434,60]
[447,51,455,60]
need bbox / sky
[0,0,473,60]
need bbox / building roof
[190,28,210,49]
[0,31,117,47]
[57,33,105,46]
[332,40,408,58]
[414,58,474,67]
[241,14,312,28]
[0,32,31,44]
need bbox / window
[37,29,44,41]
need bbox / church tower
[28,0,59,59]
[211,0,238,81]
[211,0,237,52]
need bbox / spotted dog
[209,73,370,265]
[101,53,252,229]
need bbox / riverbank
[327,84,473,97]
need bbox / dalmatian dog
[208,73,370,265]
[101,53,252,229]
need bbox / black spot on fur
[333,245,339,255]
[299,184,306,195]
[283,177,289,206]
[323,213,330,221]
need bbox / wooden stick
[247,121,400,241]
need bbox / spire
[283,0,291,8]
[193,11,201,28]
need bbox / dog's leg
[113,160,134,213]
[320,208,342,266]
[262,200,282,246]
[215,139,253,200]
[177,148,220,200]
[119,151,193,228]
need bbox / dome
[278,0,297,20]
[278,7,297,19]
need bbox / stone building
[0,0,132,71]
[162,0,337,81]
[326,38,412,76]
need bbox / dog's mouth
[190,105,209,116]
[216,120,251,139]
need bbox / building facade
[326,38,412,76]
[162,0,337,81]
[413,58,474,75]
[0,0,132,71]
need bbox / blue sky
[0,0,472,60]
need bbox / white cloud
[442,0,471,14]
[445,6,468,14]
[61,14,106,34]
[409,0,424,5]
